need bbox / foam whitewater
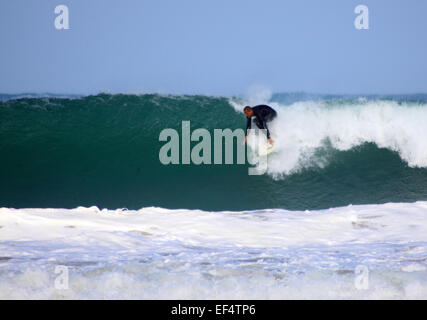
[1,92,427,299]
[1,202,427,299]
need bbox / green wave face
[1,93,427,210]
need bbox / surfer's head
[243,106,253,118]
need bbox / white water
[230,97,427,176]
[1,202,427,299]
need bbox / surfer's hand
[243,136,248,145]
[268,138,274,146]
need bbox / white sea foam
[230,98,427,176]
[1,202,427,299]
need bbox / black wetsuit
[245,105,277,139]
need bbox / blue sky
[0,0,426,95]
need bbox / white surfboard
[258,144,275,156]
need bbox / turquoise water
[1,93,427,210]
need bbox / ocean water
[1,92,427,211]
[1,92,427,299]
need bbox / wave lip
[231,97,427,175]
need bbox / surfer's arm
[243,118,251,145]
[262,118,274,145]
[263,119,271,139]
[245,117,251,136]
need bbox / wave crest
[231,98,427,176]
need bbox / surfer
[243,105,277,146]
